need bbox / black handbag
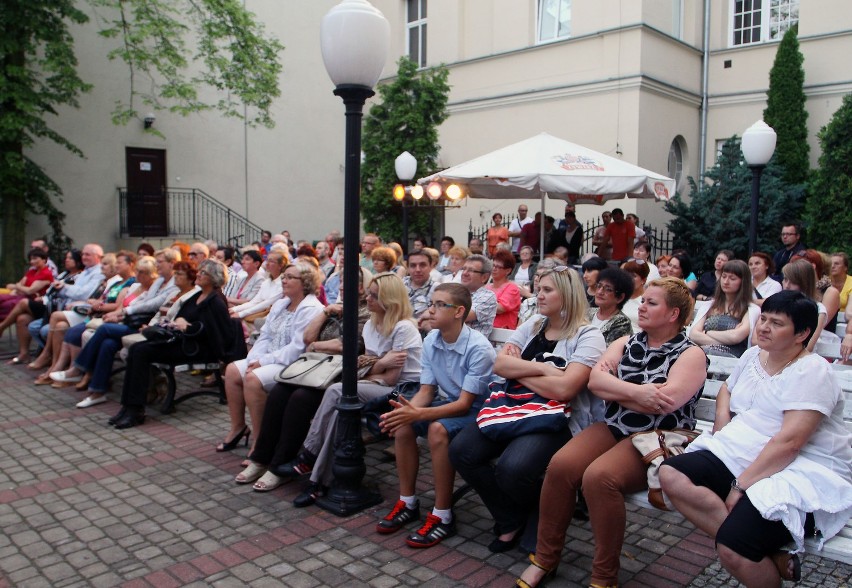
[141,325,178,343]
[123,312,156,330]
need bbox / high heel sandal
[216,426,250,452]
[514,553,557,588]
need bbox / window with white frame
[538,0,571,43]
[731,0,799,47]
[407,0,427,67]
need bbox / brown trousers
[535,422,647,586]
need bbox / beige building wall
[27,0,351,251]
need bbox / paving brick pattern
[0,342,849,587]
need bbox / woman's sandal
[252,471,285,492]
[34,373,53,385]
[771,551,801,582]
[235,462,266,485]
[514,553,557,588]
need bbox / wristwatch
[731,478,746,492]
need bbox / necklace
[760,348,804,377]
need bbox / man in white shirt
[507,205,533,254]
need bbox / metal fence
[119,188,263,250]
[468,215,674,261]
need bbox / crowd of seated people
[5,224,851,587]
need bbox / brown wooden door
[126,148,168,237]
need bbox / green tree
[361,57,450,246]
[763,27,809,184]
[805,93,852,257]
[665,137,806,272]
[0,0,282,281]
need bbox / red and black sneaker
[376,500,420,534]
[405,513,457,548]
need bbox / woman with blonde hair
[222,261,324,456]
[268,272,423,501]
[690,259,759,358]
[386,242,408,278]
[515,277,707,588]
[451,266,606,554]
[441,246,468,284]
[55,256,163,406]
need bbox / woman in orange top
[486,213,509,258]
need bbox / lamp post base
[315,397,382,517]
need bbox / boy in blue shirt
[377,283,496,548]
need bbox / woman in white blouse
[219,261,324,453]
[229,250,286,321]
[662,291,852,586]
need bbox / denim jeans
[74,322,134,393]
[27,318,47,350]
[449,422,572,536]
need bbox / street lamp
[394,151,418,252]
[741,120,777,256]
[317,0,389,516]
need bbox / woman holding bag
[514,277,707,588]
[220,261,324,453]
[241,267,372,494]
[260,272,423,506]
[449,266,606,553]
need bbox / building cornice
[447,73,701,114]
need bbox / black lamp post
[741,120,777,255]
[316,0,389,517]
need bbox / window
[668,138,684,188]
[407,0,427,67]
[672,0,683,40]
[731,0,799,47]
[538,0,571,43]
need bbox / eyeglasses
[366,290,379,299]
[462,266,486,274]
[492,264,507,270]
[595,283,615,294]
[188,252,199,257]
[428,301,459,310]
[198,270,210,276]
[281,274,301,281]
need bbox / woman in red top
[0,249,53,327]
[488,249,522,329]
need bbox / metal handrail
[119,187,263,249]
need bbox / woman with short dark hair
[662,290,852,586]
[581,257,609,306]
[586,268,634,345]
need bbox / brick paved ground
[0,339,849,587]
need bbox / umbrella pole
[540,191,547,258]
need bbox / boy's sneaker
[376,500,420,534]
[406,513,457,548]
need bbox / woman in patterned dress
[514,277,708,588]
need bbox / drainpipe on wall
[698,0,711,193]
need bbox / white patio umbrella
[418,132,676,253]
